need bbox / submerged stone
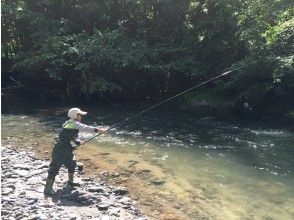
[151,178,165,185]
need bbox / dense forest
[2,0,294,120]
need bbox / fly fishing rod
[84,64,246,143]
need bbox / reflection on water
[2,104,294,219]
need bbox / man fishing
[44,108,108,195]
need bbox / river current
[2,102,294,219]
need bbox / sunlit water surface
[2,104,294,219]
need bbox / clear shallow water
[2,104,294,219]
[92,107,294,219]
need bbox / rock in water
[151,178,165,185]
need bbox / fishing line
[84,64,246,143]
[9,77,25,88]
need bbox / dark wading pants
[47,142,76,180]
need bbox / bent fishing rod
[84,64,247,143]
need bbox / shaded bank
[2,94,294,128]
[182,86,294,125]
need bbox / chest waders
[44,121,80,195]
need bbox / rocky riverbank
[1,146,147,220]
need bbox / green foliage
[268,18,294,56]
[13,35,78,79]
[2,0,293,106]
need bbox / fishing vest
[58,120,79,146]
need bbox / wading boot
[67,172,81,187]
[44,178,56,196]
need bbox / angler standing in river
[44,108,108,196]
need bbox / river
[2,101,294,219]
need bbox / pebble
[2,209,10,215]
[81,177,93,181]
[2,187,15,195]
[13,169,29,177]
[27,199,37,205]
[36,164,49,169]
[19,191,26,196]
[1,146,145,220]
[151,178,165,185]
[32,213,48,220]
[109,207,121,216]
[30,205,38,210]
[113,187,129,195]
[119,197,132,205]
[76,162,84,171]
[112,172,120,177]
[88,186,104,193]
[100,171,109,176]
[13,164,31,170]
[69,213,79,220]
[97,203,109,211]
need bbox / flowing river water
[1,102,294,219]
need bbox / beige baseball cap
[68,108,87,119]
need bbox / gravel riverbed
[1,146,147,220]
